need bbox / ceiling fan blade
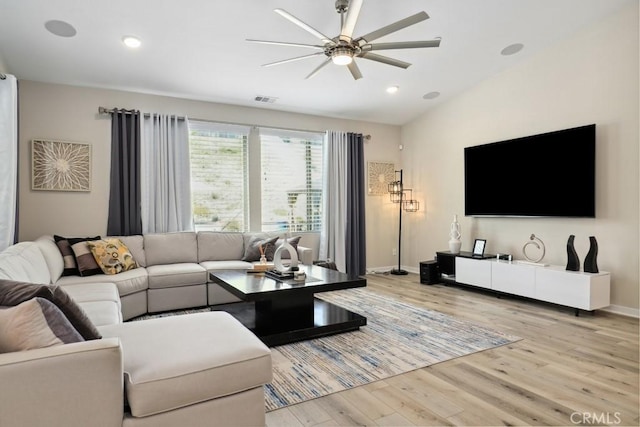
[362,39,441,51]
[274,8,335,45]
[359,52,411,69]
[357,11,429,44]
[341,0,363,41]
[305,58,332,79]
[263,52,325,67]
[347,60,363,80]
[246,39,325,50]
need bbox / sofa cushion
[108,235,146,267]
[57,268,148,298]
[0,279,101,340]
[145,232,197,266]
[87,238,138,275]
[197,232,244,262]
[0,242,53,284]
[54,235,101,276]
[241,236,278,262]
[0,298,84,353]
[146,263,207,289]
[35,235,64,283]
[99,312,272,417]
[200,260,253,274]
[59,282,120,305]
[81,300,122,327]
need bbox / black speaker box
[419,260,440,285]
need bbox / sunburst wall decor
[367,162,395,196]
[31,139,91,191]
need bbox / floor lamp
[388,170,419,275]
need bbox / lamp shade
[404,199,419,212]
[388,180,402,194]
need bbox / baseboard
[602,304,640,318]
[366,266,419,275]
[365,265,395,274]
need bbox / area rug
[265,287,520,411]
[132,288,520,412]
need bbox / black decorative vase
[566,235,580,271]
[583,236,599,273]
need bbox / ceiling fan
[247,0,441,80]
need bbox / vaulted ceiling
[0,0,633,125]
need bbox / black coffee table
[209,265,367,346]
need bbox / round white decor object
[273,239,299,273]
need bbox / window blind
[259,128,325,232]
[188,121,249,232]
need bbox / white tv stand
[452,256,610,315]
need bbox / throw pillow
[54,235,79,276]
[87,238,138,275]
[241,236,278,262]
[274,236,301,260]
[54,235,101,276]
[0,298,84,353]
[69,238,103,277]
[0,279,102,340]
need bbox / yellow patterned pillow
[87,238,138,275]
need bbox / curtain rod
[98,106,186,120]
[97,106,371,140]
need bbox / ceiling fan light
[331,48,353,65]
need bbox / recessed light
[44,20,77,38]
[122,36,142,49]
[501,43,524,56]
[386,85,399,94]
[422,91,440,100]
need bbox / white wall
[17,82,401,267]
[0,50,7,73]
[401,3,639,312]
[0,51,8,74]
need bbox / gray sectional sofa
[52,231,312,320]
[0,231,312,427]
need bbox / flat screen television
[464,124,596,217]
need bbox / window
[188,121,324,233]
[259,128,324,232]
[189,122,249,232]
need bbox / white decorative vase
[448,214,462,254]
[273,238,299,273]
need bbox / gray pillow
[0,298,84,353]
[241,236,278,262]
[275,236,301,260]
[68,238,103,277]
[0,279,101,340]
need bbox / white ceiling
[0,0,633,125]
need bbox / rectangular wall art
[367,162,395,196]
[31,139,91,192]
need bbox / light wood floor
[266,272,639,427]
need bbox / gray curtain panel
[345,133,366,277]
[107,110,142,236]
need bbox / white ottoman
[99,312,272,426]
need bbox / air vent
[254,96,278,103]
